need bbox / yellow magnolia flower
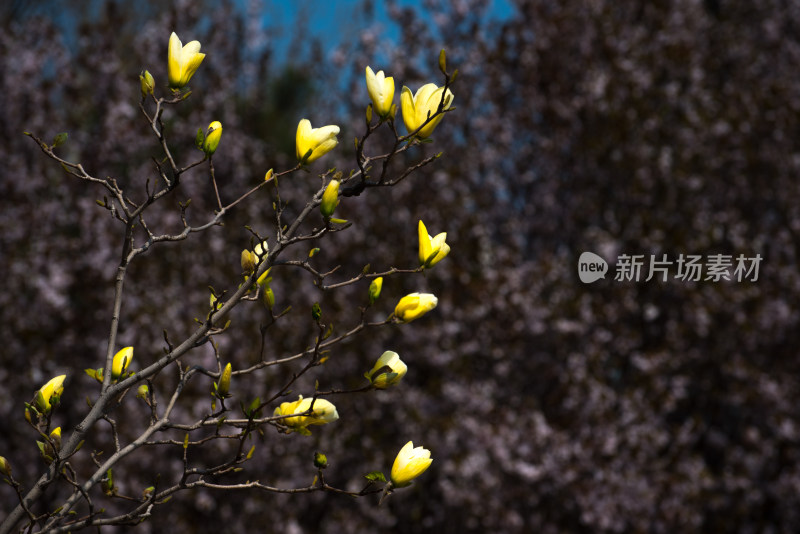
[296,119,340,164]
[394,293,438,322]
[111,347,133,380]
[240,250,256,273]
[418,220,450,268]
[400,83,454,138]
[35,375,66,414]
[167,32,205,89]
[203,121,223,155]
[320,179,340,218]
[365,66,395,118]
[365,350,407,389]
[241,240,269,273]
[274,395,339,434]
[254,241,268,262]
[390,441,433,487]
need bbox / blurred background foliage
[2,0,800,532]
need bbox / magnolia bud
[320,180,340,218]
[111,347,134,380]
[241,250,256,273]
[394,293,438,322]
[203,121,223,156]
[35,375,66,415]
[365,350,407,389]
[365,66,395,118]
[217,363,232,397]
[314,451,328,469]
[262,285,275,309]
[390,441,433,488]
[369,277,383,305]
[49,427,62,452]
[140,70,155,97]
[0,456,11,477]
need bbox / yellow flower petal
[167,32,205,89]
[401,83,454,138]
[390,441,433,487]
[394,293,438,322]
[296,119,340,163]
[111,347,134,380]
[366,66,395,117]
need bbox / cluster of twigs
[1,53,456,533]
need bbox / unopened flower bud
[262,285,275,309]
[390,441,432,488]
[139,70,155,97]
[320,179,340,218]
[49,427,62,451]
[111,347,133,381]
[365,350,407,389]
[394,293,438,323]
[217,363,232,397]
[314,451,328,469]
[0,456,11,477]
[369,277,383,305]
[203,121,223,156]
[365,66,395,118]
[241,250,256,273]
[35,375,66,415]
